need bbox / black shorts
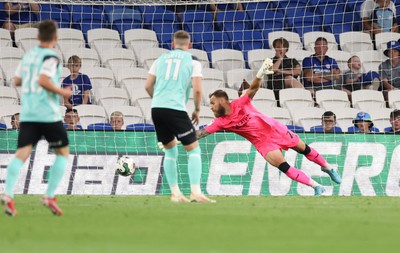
[18,121,69,148]
[151,108,196,146]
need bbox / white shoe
[170,194,190,203]
[190,193,216,203]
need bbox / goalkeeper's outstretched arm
[196,129,210,140]
[247,58,274,99]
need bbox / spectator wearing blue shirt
[371,0,398,36]
[62,55,92,109]
[310,111,342,133]
[63,108,83,130]
[302,37,341,97]
[386,109,400,133]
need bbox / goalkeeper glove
[256,58,274,79]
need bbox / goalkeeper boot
[1,194,17,217]
[40,197,63,216]
[314,185,326,196]
[190,193,216,203]
[171,194,190,203]
[322,168,342,184]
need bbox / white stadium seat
[368,108,393,132]
[333,107,359,130]
[15,27,39,52]
[0,105,21,129]
[57,28,85,53]
[252,88,277,107]
[140,47,169,70]
[219,88,239,102]
[326,50,351,71]
[0,86,19,106]
[100,48,137,74]
[124,29,159,64]
[388,90,400,109]
[351,90,385,111]
[0,47,23,85]
[80,66,115,90]
[263,107,292,125]
[290,107,325,131]
[339,32,373,53]
[211,49,245,73]
[63,48,100,67]
[247,49,275,70]
[375,32,400,52]
[188,48,210,69]
[74,104,107,129]
[268,31,303,50]
[106,105,145,125]
[303,31,338,52]
[0,28,12,47]
[286,49,312,65]
[226,68,253,90]
[94,87,129,108]
[315,89,350,111]
[355,50,387,73]
[279,88,314,111]
[88,28,122,55]
[202,68,225,104]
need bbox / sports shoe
[40,197,63,216]
[190,193,216,203]
[314,185,326,196]
[1,194,17,216]
[322,168,342,184]
[170,194,190,203]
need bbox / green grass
[0,196,399,253]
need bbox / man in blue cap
[349,112,379,133]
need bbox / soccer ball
[116,156,135,176]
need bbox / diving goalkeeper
[196,59,341,195]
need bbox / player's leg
[40,122,69,215]
[264,150,325,196]
[292,139,341,184]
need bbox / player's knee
[300,144,311,155]
[278,162,291,173]
[165,145,178,158]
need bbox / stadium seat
[351,90,385,111]
[0,47,23,85]
[140,48,169,70]
[384,126,393,133]
[279,88,314,111]
[215,10,252,32]
[0,86,19,106]
[63,48,100,67]
[104,6,142,36]
[201,31,231,56]
[290,107,326,131]
[286,49,313,65]
[80,67,115,90]
[326,50,351,71]
[291,15,323,40]
[106,105,145,125]
[333,107,360,130]
[339,32,373,53]
[182,10,214,39]
[136,98,153,124]
[388,90,400,109]
[347,126,380,133]
[226,68,253,90]
[286,125,305,133]
[125,123,155,131]
[87,123,114,131]
[375,32,400,52]
[99,48,137,74]
[52,48,64,66]
[355,50,386,72]
[268,31,303,50]
[57,28,86,53]
[368,108,394,132]
[188,48,210,69]
[247,9,285,34]
[38,4,71,28]
[74,104,107,129]
[202,68,225,104]
[310,125,343,133]
[315,89,350,111]
[263,107,292,125]
[229,30,265,63]
[0,28,12,47]
[14,28,39,52]
[0,122,6,130]
[247,49,275,70]
[303,31,338,52]
[251,100,277,113]
[124,29,159,64]
[211,49,245,73]
[87,28,122,55]
[0,105,20,129]
[0,68,4,86]
[143,9,179,49]
[219,88,239,102]
[94,87,129,108]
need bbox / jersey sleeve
[82,74,92,90]
[148,60,158,76]
[40,56,59,77]
[205,118,222,134]
[14,61,22,78]
[237,91,252,105]
[192,60,203,78]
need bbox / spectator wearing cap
[386,109,400,133]
[379,41,400,103]
[348,112,379,133]
[310,111,343,133]
[64,108,83,130]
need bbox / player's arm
[303,68,329,83]
[196,129,211,140]
[13,62,22,87]
[191,76,202,125]
[145,60,157,98]
[39,56,72,98]
[247,58,274,99]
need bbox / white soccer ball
[116,156,135,176]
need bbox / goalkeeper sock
[285,167,317,187]
[187,146,202,195]
[5,158,24,198]
[304,147,328,168]
[164,146,180,195]
[46,155,68,198]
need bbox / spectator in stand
[386,109,400,133]
[302,37,341,97]
[10,113,20,130]
[371,0,398,37]
[266,37,303,105]
[361,0,396,36]
[62,55,92,109]
[349,112,379,133]
[63,108,82,130]
[2,2,40,46]
[342,56,381,96]
[209,3,244,20]
[110,111,124,131]
[310,111,342,133]
[379,41,400,103]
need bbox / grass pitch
[0,196,399,253]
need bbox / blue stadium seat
[277,0,308,10]
[63,123,83,130]
[215,11,252,33]
[286,125,305,133]
[126,123,155,131]
[104,6,142,36]
[143,9,179,49]
[182,10,214,41]
[201,31,231,58]
[242,1,276,11]
[347,126,380,133]
[384,127,394,133]
[0,122,6,130]
[229,30,265,65]
[324,23,354,43]
[87,123,113,131]
[309,125,343,133]
[38,4,71,28]
[0,2,7,27]
[292,15,323,39]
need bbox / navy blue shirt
[302,55,340,88]
[62,73,92,106]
